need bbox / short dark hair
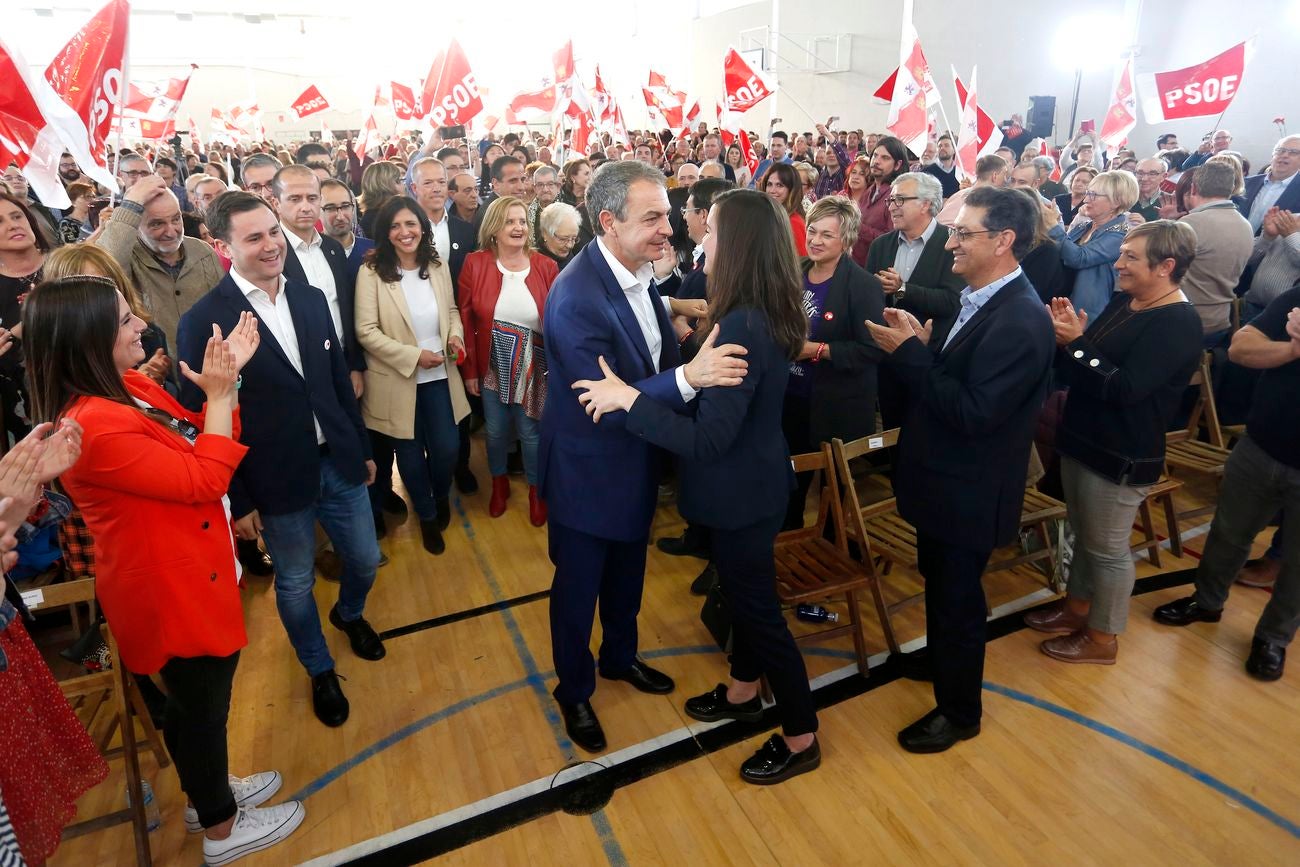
[490,155,522,183]
[963,185,1036,260]
[770,131,789,144]
[687,177,734,213]
[154,156,177,172]
[181,210,205,239]
[296,142,330,165]
[206,190,274,242]
[435,147,461,162]
[1156,133,1177,149]
[320,178,352,199]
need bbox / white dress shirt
[428,209,451,263]
[281,222,343,342]
[231,268,326,443]
[595,238,696,401]
[941,266,1023,351]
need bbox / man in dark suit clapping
[867,186,1054,754]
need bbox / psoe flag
[1138,39,1256,123]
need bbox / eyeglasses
[886,195,918,207]
[949,227,1003,243]
[551,234,578,245]
[322,203,355,214]
[120,170,151,178]
[1274,147,1300,157]
[1082,191,1110,201]
[245,182,274,193]
[533,181,559,189]
[680,206,704,216]
[1134,171,1164,178]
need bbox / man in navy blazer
[868,186,1054,754]
[540,160,747,751]
[178,192,383,730]
[1237,136,1300,234]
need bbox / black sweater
[1055,294,1203,485]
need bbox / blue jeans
[393,380,460,521]
[482,390,539,485]
[260,455,381,677]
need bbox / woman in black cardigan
[785,195,886,529]
[573,190,822,786]
[1026,221,1203,664]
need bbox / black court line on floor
[378,590,552,641]
[340,568,1198,865]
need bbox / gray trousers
[1194,436,1300,646]
[1062,457,1150,634]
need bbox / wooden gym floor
[42,445,1300,866]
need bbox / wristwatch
[894,284,907,303]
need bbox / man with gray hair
[528,164,562,244]
[865,171,965,427]
[1031,155,1066,199]
[539,160,748,752]
[1182,160,1255,344]
[239,152,282,205]
[95,174,223,350]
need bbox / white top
[594,237,697,402]
[494,262,541,332]
[399,267,447,384]
[281,223,343,343]
[231,269,325,443]
[428,210,451,263]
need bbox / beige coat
[354,263,471,439]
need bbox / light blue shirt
[1248,172,1296,233]
[941,267,1023,351]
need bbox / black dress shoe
[435,497,451,532]
[311,670,349,727]
[1153,596,1223,627]
[373,510,387,540]
[454,465,479,495]
[897,708,980,754]
[558,701,606,752]
[329,605,386,660]
[656,530,710,559]
[382,490,409,519]
[894,648,934,682]
[740,734,820,785]
[684,683,763,723]
[1246,637,1286,681]
[690,562,719,597]
[237,538,274,577]
[420,519,446,555]
[599,659,675,694]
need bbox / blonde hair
[476,196,534,255]
[805,196,861,248]
[359,160,402,214]
[43,243,153,323]
[1089,170,1139,212]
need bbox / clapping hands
[1047,297,1087,345]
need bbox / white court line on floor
[301,525,1215,865]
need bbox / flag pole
[110,27,131,205]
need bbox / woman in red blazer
[23,276,305,864]
[458,196,559,526]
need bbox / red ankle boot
[489,475,510,517]
[528,485,547,527]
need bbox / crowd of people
[0,111,1296,863]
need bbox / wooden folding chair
[30,579,168,867]
[1132,477,1184,566]
[1165,352,1232,520]
[773,445,886,673]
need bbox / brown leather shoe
[1024,600,1088,634]
[1236,558,1280,590]
[1041,631,1117,665]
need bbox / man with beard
[921,133,960,198]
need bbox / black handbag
[699,575,732,653]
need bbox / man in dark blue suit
[1238,136,1300,234]
[178,192,383,729]
[868,186,1054,754]
[540,161,748,751]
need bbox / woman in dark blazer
[573,189,821,786]
[786,195,885,528]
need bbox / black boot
[420,519,446,555]
[436,497,451,532]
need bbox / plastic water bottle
[795,604,839,624]
[126,780,162,832]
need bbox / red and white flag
[553,41,598,154]
[320,122,334,144]
[124,68,196,121]
[591,65,613,125]
[389,82,423,121]
[229,102,263,140]
[1138,39,1255,123]
[421,39,484,127]
[508,85,557,118]
[290,84,330,119]
[722,47,775,113]
[954,67,981,182]
[41,0,129,192]
[886,2,931,156]
[355,88,382,159]
[1099,56,1137,150]
[718,102,759,175]
[608,98,630,147]
[952,67,1003,158]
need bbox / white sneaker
[202,801,305,866]
[185,771,284,833]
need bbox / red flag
[421,39,483,127]
[42,0,129,190]
[609,98,629,147]
[1098,56,1137,150]
[291,84,330,119]
[389,82,422,121]
[718,103,759,175]
[722,47,774,113]
[355,89,381,160]
[954,67,981,182]
[873,68,898,103]
[553,42,576,85]
[648,69,669,90]
[125,68,196,120]
[1138,39,1255,123]
[591,65,613,124]
[508,85,557,117]
[953,68,1003,157]
[886,11,930,155]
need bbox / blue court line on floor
[984,681,1300,840]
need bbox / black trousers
[715,511,818,737]
[158,651,240,828]
[916,532,992,728]
[781,393,816,529]
[367,429,397,514]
